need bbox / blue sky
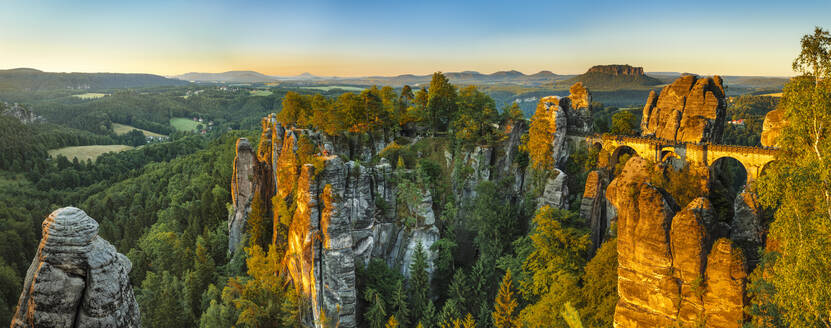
[0,0,828,76]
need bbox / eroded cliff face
[580,170,611,252]
[760,108,786,148]
[586,64,645,76]
[229,138,256,254]
[608,157,746,327]
[11,207,140,328]
[641,75,727,143]
[231,114,442,328]
[536,96,570,167]
[568,82,593,134]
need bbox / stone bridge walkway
[568,134,779,183]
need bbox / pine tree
[408,242,430,323]
[365,288,387,328]
[492,269,518,328]
[426,72,457,134]
[447,270,469,313]
[390,281,410,328]
[421,300,437,328]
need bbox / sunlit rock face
[537,96,570,167]
[233,114,441,328]
[760,108,786,147]
[568,82,593,134]
[229,138,256,254]
[641,75,727,143]
[11,207,140,328]
[608,157,680,327]
[608,157,747,328]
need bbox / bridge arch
[611,145,637,172]
[711,156,748,191]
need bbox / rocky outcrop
[235,114,441,328]
[670,198,712,324]
[702,239,747,327]
[608,157,747,327]
[1,102,42,124]
[569,82,592,110]
[538,168,569,210]
[608,157,680,328]
[535,96,570,167]
[641,75,727,143]
[581,170,611,253]
[760,108,786,147]
[229,138,256,254]
[730,186,764,266]
[568,82,593,134]
[586,64,644,76]
[11,207,140,328]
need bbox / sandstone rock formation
[580,170,611,253]
[538,168,569,210]
[536,96,570,167]
[11,207,140,328]
[568,82,593,134]
[670,197,712,323]
[234,108,552,327]
[702,238,747,328]
[569,82,592,110]
[0,102,42,124]
[586,64,645,76]
[234,114,444,328]
[641,75,727,143]
[608,157,680,328]
[760,108,786,147]
[229,138,255,254]
[608,157,747,327]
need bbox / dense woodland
[1,28,828,327]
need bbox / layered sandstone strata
[11,207,140,328]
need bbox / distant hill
[0,68,188,91]
[173,69,564,86]
[173,70,332,83]
[175,70,276,83]
[561,65,662,90]
[722,76,789,89]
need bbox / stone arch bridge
[568,134,779,184]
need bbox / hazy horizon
[2,0,828,77]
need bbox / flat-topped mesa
[11,207,140,328]
[641,75,727,144]
[586,64,645,76]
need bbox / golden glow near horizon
[0,1,825,77]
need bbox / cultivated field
[170,117,201,131]
[112,123,166,137]
[759,92,783,97]
[48,145,135,162]
[72,93,109,99]
[250,89,273,96]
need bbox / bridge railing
[566,133,779,154]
